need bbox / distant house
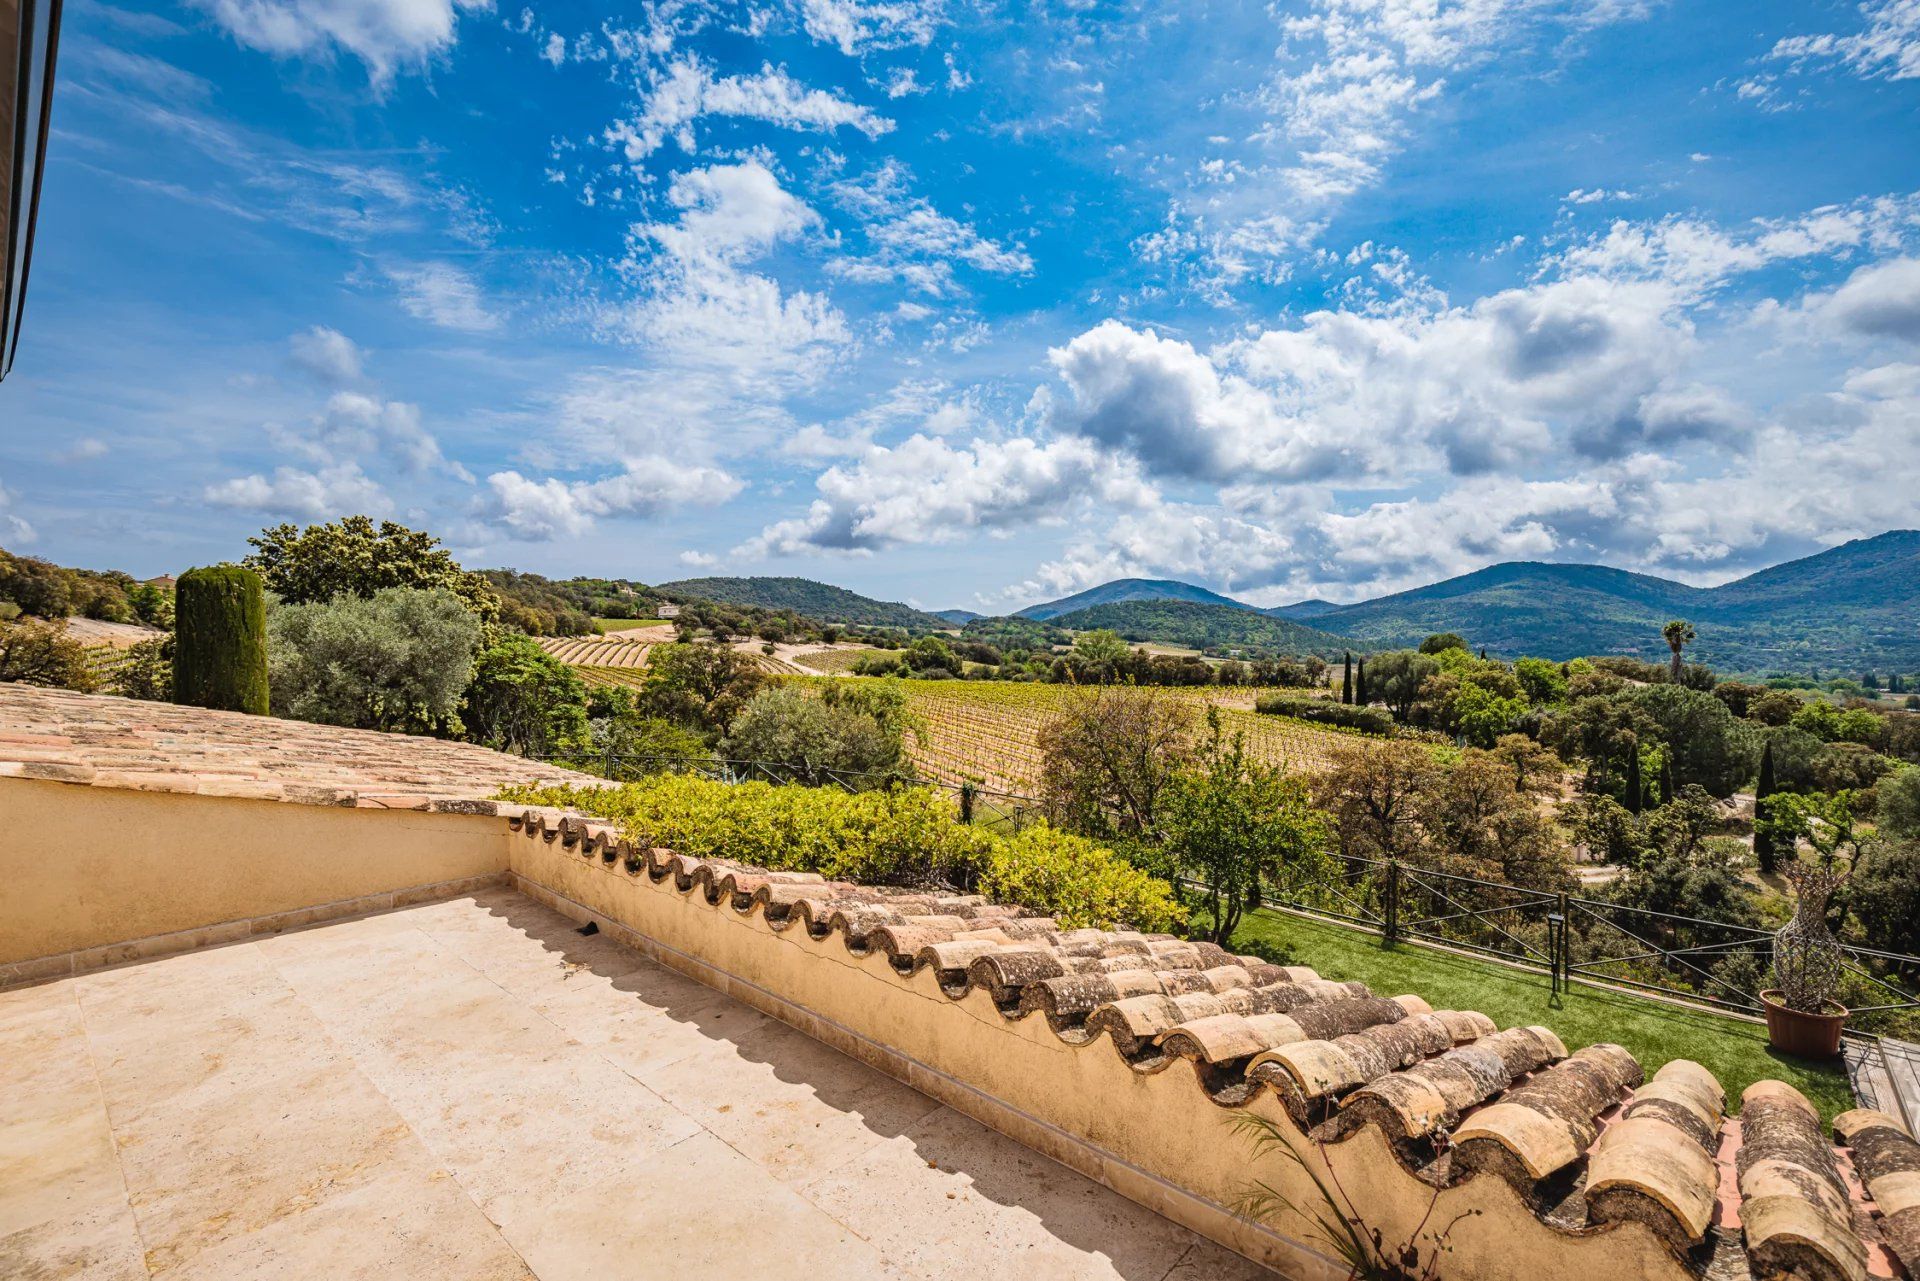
[655,604,681,619]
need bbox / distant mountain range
[655,576,950,630]
[1011,532,1920,671]
[659,533,1920,670]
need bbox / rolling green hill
[1306,532,1920,672]
[1047,599,1351,657]
[1020,577,1256,620]
[655,576,949,629]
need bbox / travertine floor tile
[796,1104,1212,1281]
[636,1015,943,1183]
[4,891,1274,1280]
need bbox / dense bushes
[497,774,1182,932]
[0,617,97,690]
[1253,694,1395,735]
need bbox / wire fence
[1262,856,1920,1037]
[538,749,1920,1037]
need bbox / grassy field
[1233,907,1853,1120]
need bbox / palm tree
[1662,619,1696,683]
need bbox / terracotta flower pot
[1760,989,1849,1059]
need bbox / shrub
[498,774,1182,931]
[719,685,907,783]
[114,637,172,701]
[174,565,268,714]
[0,617,97,690]
[268,586,479,732]
[1253,695,1394,736]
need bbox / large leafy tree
[267,587,481,733]
[1363,649,1438,723]
[640,643,766,739]
[462,634,590,756]
[1037,685,1195,837]
[1628,683,1760,798]
[245,517,498,620]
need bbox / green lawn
[1233,907,1854,1120]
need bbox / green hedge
[498,774,1182,932]
[173,565,268,714]
[1253,694,1395,735]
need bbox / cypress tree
[1753,738,1777,874]
[1658,754,1674,807]
[1623,741,1643,815]
[1356,658,1369,706]
[173,565,269,715]
[1341,652,1352,705]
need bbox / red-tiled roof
[509,808,1912,1281]
[0,685,596,807]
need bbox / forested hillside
[656,576,949,629]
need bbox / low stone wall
[507,811,1699,1281]
[0,777,510,984]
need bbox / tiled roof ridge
[506,806,1908,1281]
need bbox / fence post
[602,745,614,779]
[1552,891,1570,996]
[1384,860,1400,943]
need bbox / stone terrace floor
[3,885,1272,1281]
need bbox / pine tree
[1341,652,1352,705]
[1356,658,1369,706]
[1753,738,1777,874]
[1623,741,1643,815]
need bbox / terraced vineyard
[537,635,655,668]
[792,647,900,673]
[818,679,1360,795]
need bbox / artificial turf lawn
[1232,906,1855,1121]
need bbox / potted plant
[1758,792,1857,1058]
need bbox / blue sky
[1,0,1918,611]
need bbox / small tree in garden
[1159,711,1329,944]
[1761,791,1859,1015]
[173,565,268,714]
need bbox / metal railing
[1258,857,1920,1033]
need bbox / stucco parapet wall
[506,808,1914,1281]
[0,684,597,808]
